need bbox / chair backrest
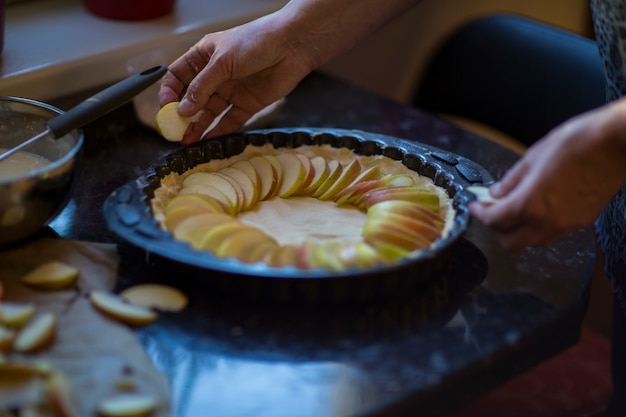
[413,14,607,146]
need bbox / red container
[83,0,175,21]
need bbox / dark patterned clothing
[591,0,626,320]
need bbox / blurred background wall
[320,0,593,104]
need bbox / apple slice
[318,159,362,201]
[331,164,381,204]
[182,172,243,212]
[177,184,234,214]
[359,186,440,211]
[172,212,239,248]
[89,291,157,326]
[0,325,15,352]
[312,160,343,198]
[164,204,225,232]
[247,240,281,263]
[467,186,498,204]
[154,101,200,142]
[45,372,76,417]
[97,393,158,417]
[215,227,278,262]
[120,284,188,312]
[248,155,278,200]
[20,261,79,290]
[13,312,56,353]
[265,245,299,267]
[367,200,444,228]
[335,174,415,205]
[231,160,260,189]
[262,155,284,199]
[0,302,36,327]
[294,154,315,192]
[299,156,330,196]
[165,193,226,216]
[275,153,306,197]
[362,216,434,260]
[197,221,255,253]
[217,166,259,210]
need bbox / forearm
[272,0,423,68]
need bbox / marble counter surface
[46,72,594,417]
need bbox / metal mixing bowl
[0,96,84,246]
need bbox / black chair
[413,14,607,147]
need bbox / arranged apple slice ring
[156,144,451,271]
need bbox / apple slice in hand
[154,101,201,142]
[20,261,79,290]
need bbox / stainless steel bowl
[0,96,83,246]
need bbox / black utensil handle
[46,65,168,138]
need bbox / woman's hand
[158,14,316,144]
[470,100,626,251]
[159,0,422,144]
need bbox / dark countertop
[48,72,594,417]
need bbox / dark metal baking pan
[103,128,492,303]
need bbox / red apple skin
[334,174,414,205]
[359,187,440,211]
[367,200,444,228]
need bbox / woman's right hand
[158,14,317,144]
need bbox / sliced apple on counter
[0,302,36,327]
[120,284,188,313]
[154,101,200,142]
[89,291,157,326]
[248,155,279,200]
[299,155,330,196]
[275,153,307,197]
[13,312,57,353]
[20,261,79,290]
[0,325,15,352]
[97,393,158,417]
